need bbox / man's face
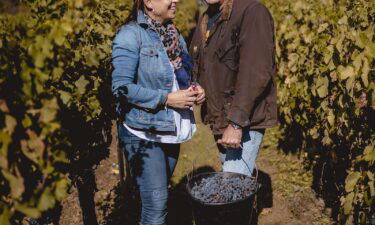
[205,0,221,5]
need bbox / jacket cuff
[158,89,169,107]
[227,109,251,128]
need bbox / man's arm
[227,3,275,127]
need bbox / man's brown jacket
[190,0,277,134]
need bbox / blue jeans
[118,125,180,225]
[215,129,265,176]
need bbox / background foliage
[1,0,374,224]
[262,0,374,224]
[0,0,198,224]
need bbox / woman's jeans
[215,129,265,176]
[118,124,180,225]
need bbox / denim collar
[137,10,148,26]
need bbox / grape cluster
[190,173,257,204]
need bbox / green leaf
[345,215,353,225]
[345,172,361,192]
[55,179,68,200]
[52,67,64,80]
[5,115,17,135]
[22,115,32,128]
[75,76,89,95]
[37,188,56,211]
[14,203,41,218]
[343,192,354,215]
[363,145,375,162]
[345,76,355,91]
[0,208,12,225]
[339,66,355,80]
[317,76,329,98]
[368,178,375,198]
[317,23,329,33]
[0,132,11,169]
[361,58,369,87]
[327,110,335,126]
[1,168,25,199]
[40,98,58,123]
[58,90,72,105]
[21,130,45,164]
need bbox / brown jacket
[190,0,277,134]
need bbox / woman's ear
[143,0,153,11]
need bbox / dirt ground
[53,108,333,225]
[52,110,332,225]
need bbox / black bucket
[186,171,258,225]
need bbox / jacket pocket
[140,47,159,73]
[215,41,239,72]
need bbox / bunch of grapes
[190,173,257,204]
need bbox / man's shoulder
[231,0,272,21]
[233,0,270,15]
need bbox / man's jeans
[216,129,265,176]
[118,125,180,225]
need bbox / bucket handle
[186,141,258,185]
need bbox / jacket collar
[220,0,233,21]
[137,10,149,27]
[200,0,233,45]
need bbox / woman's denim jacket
[112,11,190,132]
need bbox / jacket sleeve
[227,3,275,127]
[112,26,168,110]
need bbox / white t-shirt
[123,73,196,144]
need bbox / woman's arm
[112,26,168,110]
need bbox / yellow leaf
[345,172,361,192]
[317,76,329,98]
[37,188,56,211]
[14,203,41,218]
[75,76,89,95]
[339,66,355,80]
[327,110,335,126]
[1,168,25,200]
[5,115,17,135]
[343,192,354,215]
[0,208,11,225]
[55,179,68,201]
[361,58,369,87]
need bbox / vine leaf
[1,168,25,199]
[343,192,355,215]
[345,172,361,192]
[75,76,89,95]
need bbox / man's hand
[189,85,206,105]
[218,124,242,149]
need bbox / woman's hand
[166,89,198,109]
[189,85,206,105]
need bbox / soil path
[58,117,332,225]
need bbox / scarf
[144,12,192,89]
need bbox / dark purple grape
[190,174,257,204]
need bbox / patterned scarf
[144,12,183,70]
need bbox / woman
[112,0,205,224]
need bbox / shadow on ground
[100,165,273,225]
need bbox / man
[190,0,277,176]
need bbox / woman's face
[144,0,179,23]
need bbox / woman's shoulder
[116,22,140,37]
[113,22,141,44]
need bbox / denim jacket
[112,11,190,132]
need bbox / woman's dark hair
[124,0,144,24]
